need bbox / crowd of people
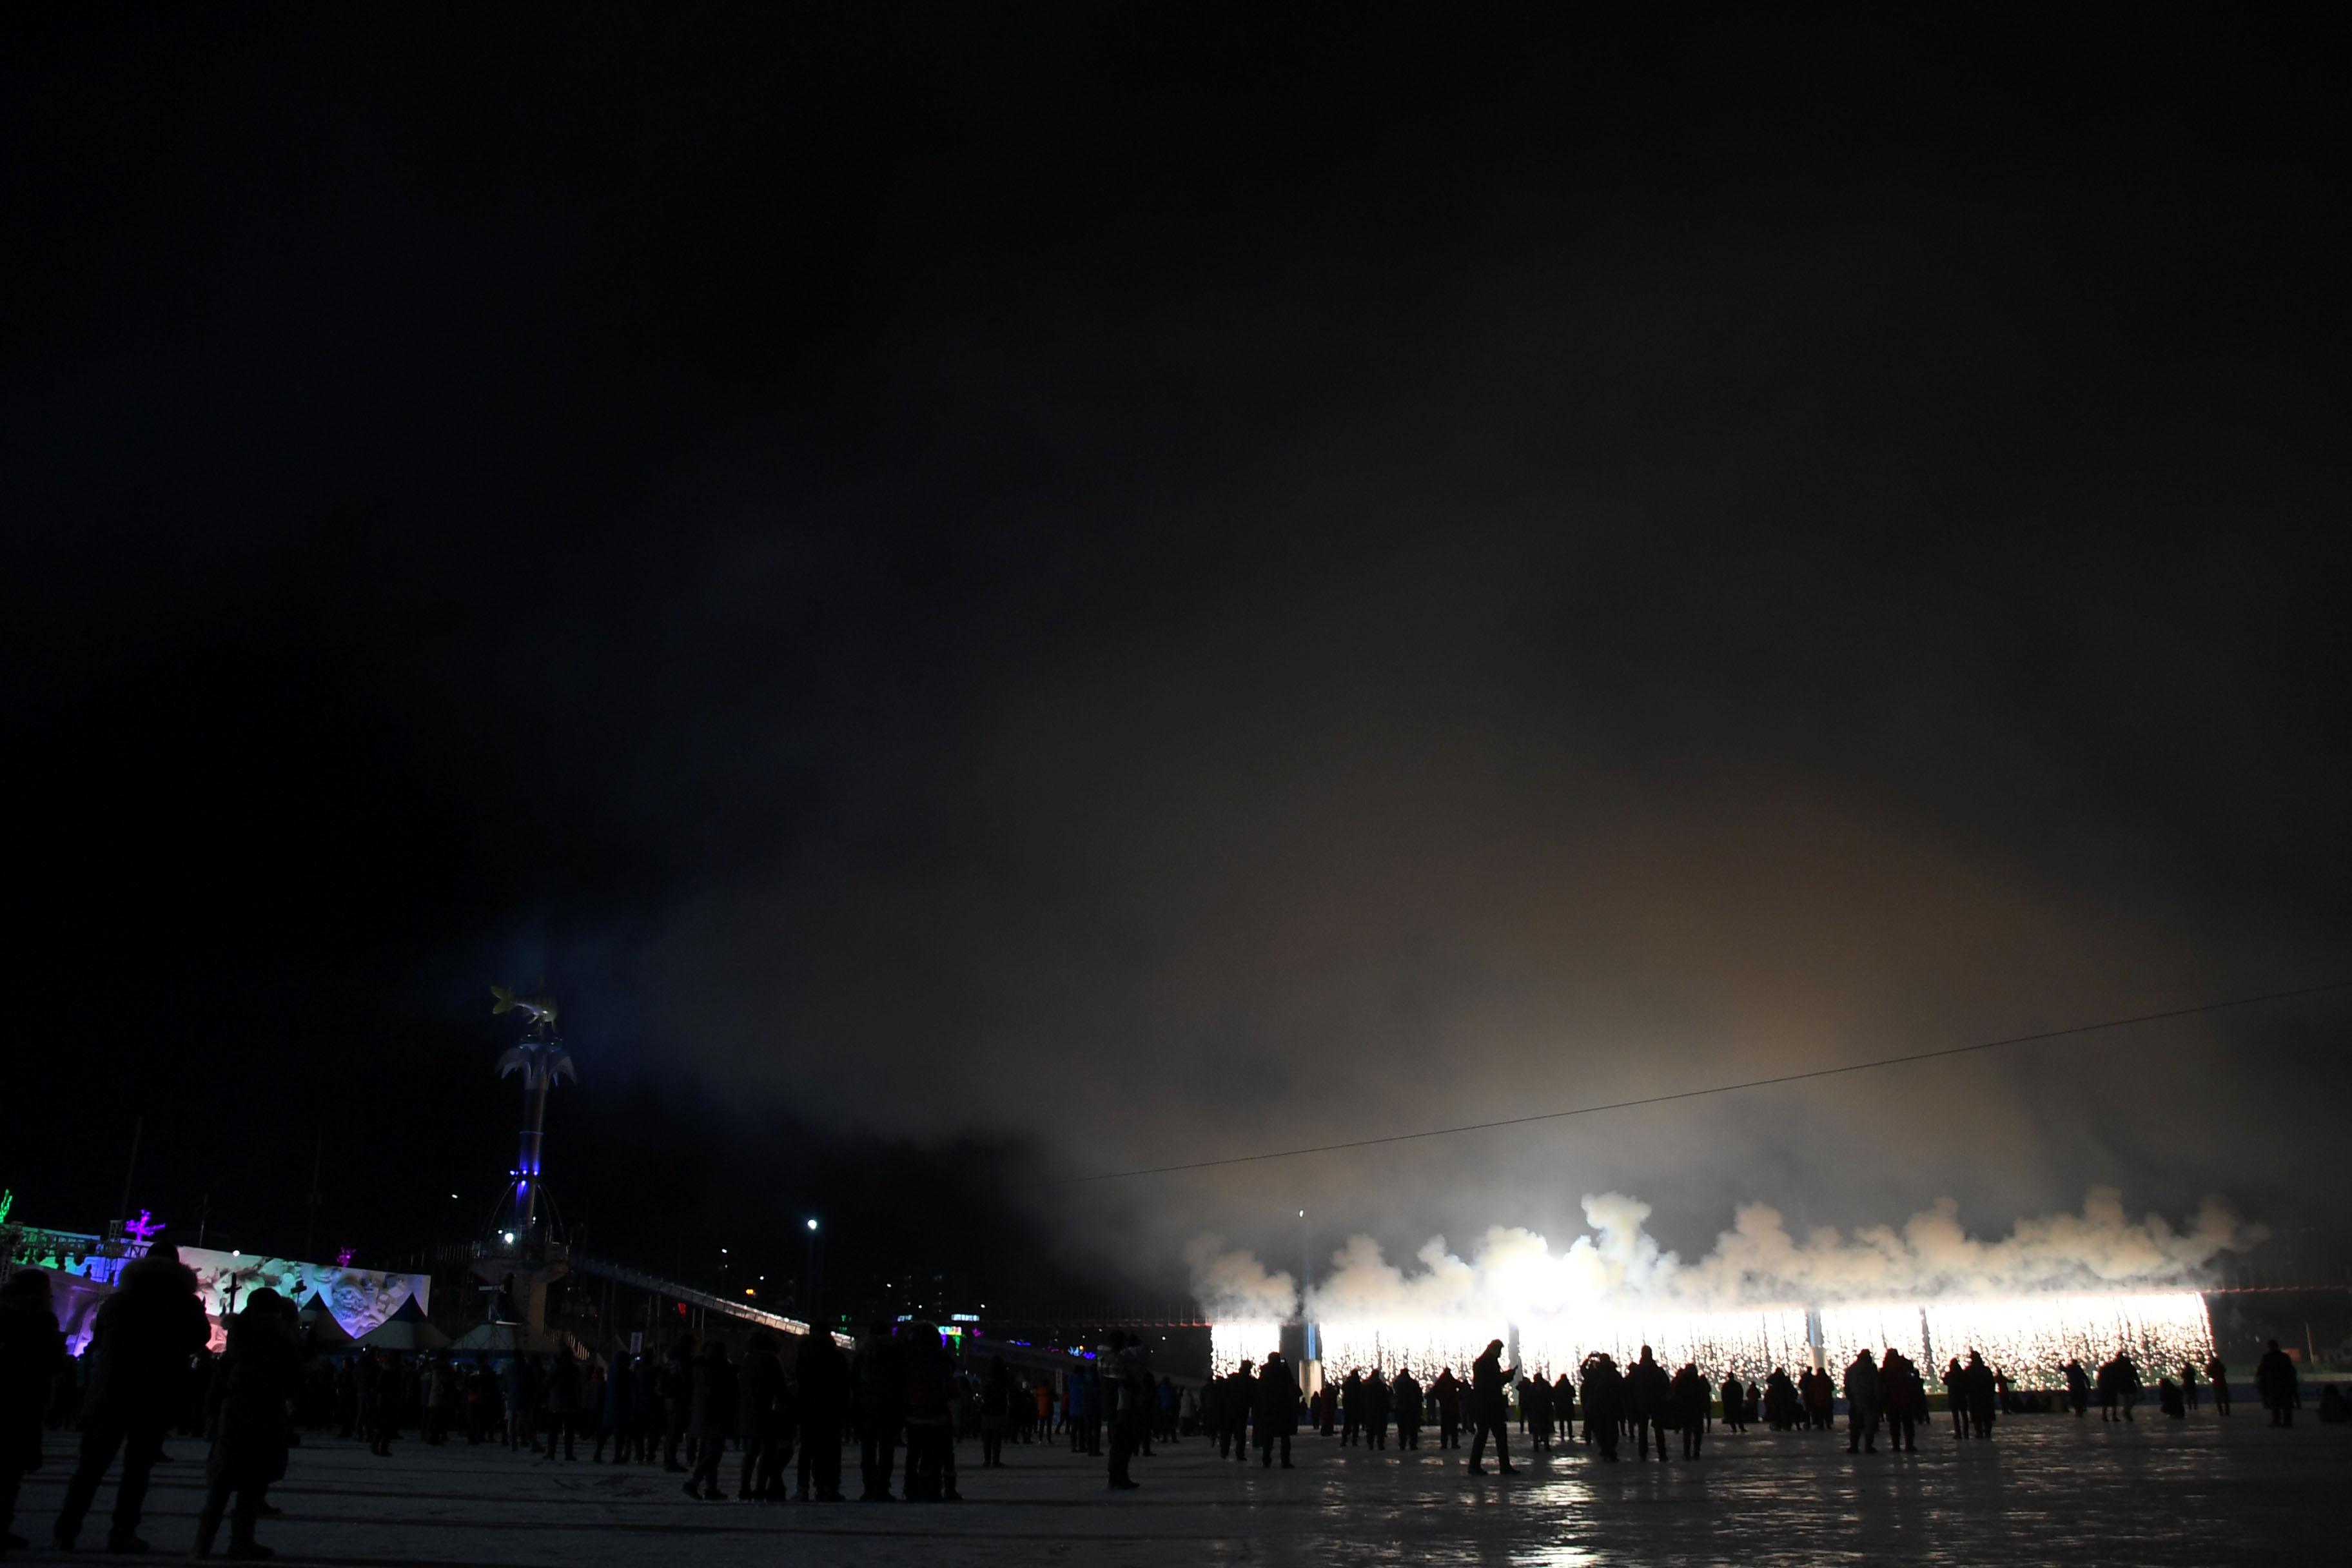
[0,1242,2337,1561]
[1202,1335,2324,1473]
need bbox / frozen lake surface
[14,1409,2342,1565]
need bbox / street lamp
[804,1219,822,1324]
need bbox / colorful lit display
[178,1246,431,1340]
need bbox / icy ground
[13,1410,2342,1566]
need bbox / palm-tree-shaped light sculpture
[491,986,575,1236]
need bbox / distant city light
[503,1231,515,1243]
[806,1219,819,1232]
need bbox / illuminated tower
[490,986,575,1235]
[469,986,576,1341]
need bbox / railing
[569,1253,853,1344]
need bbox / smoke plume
[1190,1188,2262,1320]
[1183,1234,1298,1321]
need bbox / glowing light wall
[1818,1292,2213,1384]
[1211,1321,1286,1378]
[1516,1308,1816,1383]
[1316,1320,1510,1382]
[1214,1292,2213,1389]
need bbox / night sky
[7,10,2347,1311]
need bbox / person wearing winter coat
[541,1352,582,1461]
[793,1331,849,1502]
[1578,1355,1623,1462]
[1431,1368,1462,1449]
[191,1290,301,1560]
[593,1350,634,1464]
[1251,1352,1297,1470]
[683,1342,737,1500]
[51,1247,210,1553]
[1391,1371,1422,1449]
[1466,1340,1516,1475]
[1219,1362,1254,1461]
[1672,1365,1710,1458]
[1718,1372,1746,1434]
[1842,1350,1882,1455]
[903,1326,958,1500]
[852,1325,905,1500]
[1,1271,70,1554]
[1879,1349,1921,1452]
[2255,1340,2300,1426]
[736,1333,794,1500]
[1628,1347,1672,1463]
[1964,1351,1999,1438]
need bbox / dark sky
[6,9,2347,1307]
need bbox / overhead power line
[1048,977,2352,1186]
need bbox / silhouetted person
[1253,1352,1297,1469]
[2179,1360,2200,1411]
[1672,1365,1709,1458]
[2158,1377,2185,1418]
[1764,1367,1796,1432]
[661,1335,696,1471]
[542,1350,581,1460]
[794,1329,848,1502]
[1803,1365,1834,1431]
[1718,1372,1745,1435]
[1879,1349,1920,1452]
[1392,1370,1422,1449]
[2206,1354,2231,1416]
[1963,1351,1997,1438]
[191,1289,300,1560]
[52,1246,210,1553]
[854,1324,904,1500]
[979,1357,1012,1469]
[905,1323,958,1500]
[1221,1361,1255,1461]
[1,1271,69,1555]
[1432,1368,1462,1448]
[683,1340,736,1500]
[2063,1358,2090,1418]
[1466,1340,1516,1475]
[1842,1350,1881,1455]
[1340,1369,1362,1447]
[1365,1367,1391,1451]
[1629,1346,1670,1462]
[2255,1340,2298,1427]
[1580,1355,1622,1461]
[1553,1372,1574,1441]
[737,1332,792,1500]
[594,1348,635,1463]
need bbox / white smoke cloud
[1188,1188,2262,1320]
[1182,1233,1298,1321]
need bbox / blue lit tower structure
[475,986,574,1337]
[490,986,575,1236]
